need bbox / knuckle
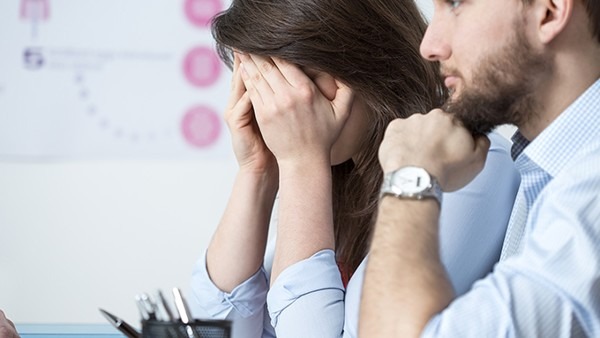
[245,85,257,96]
[279,94,296,111]
[267,101,279,112]
[260,108,276,124]
[297,85,315,101]
[259,61,273,74]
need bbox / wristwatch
[380,166,443,205]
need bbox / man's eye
[447,0,462,10]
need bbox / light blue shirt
[190,132,520,338]
[422,79,600,337]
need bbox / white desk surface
[16,324,126,337]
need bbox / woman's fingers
[228,92,253,128]
[271,57,313,88]
[226,52,247,112]
[239,53,278,107]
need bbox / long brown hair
[211,0,446,276]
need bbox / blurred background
[0,0,236,326]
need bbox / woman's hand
[238,54,350,283]
[238,54,354,168]
[225,53,277,175]
[205,53,280,292]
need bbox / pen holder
[142,319,232,338]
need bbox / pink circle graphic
[183,46,222,87]
[181,106,221,148]
[184,0,223,28]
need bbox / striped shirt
[423,79,600,337]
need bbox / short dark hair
[582,0,600,43]
[523,0,600,43]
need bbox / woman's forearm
[271,158,335,284]
[206,168,278,292]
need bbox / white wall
[0,158,237,325]
[416,0,434,21]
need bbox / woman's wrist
[237,164,279,193]
[277,152,331,176]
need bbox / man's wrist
[380,166,443,206]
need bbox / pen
[172,287,199,338]
[172,288,193,323]
[157,289,175,321]
[135,294,149,320]
[140,293,158,320]
[99,308,141,338]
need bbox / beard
[443,23,552,135]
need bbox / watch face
[391,167,431,194]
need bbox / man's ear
[533,0,573,44]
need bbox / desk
[16,324,126,337]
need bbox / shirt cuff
[266,249,344,327]
[191,251,269,319]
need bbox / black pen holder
[142,319,232,338]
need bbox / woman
[191,0,520,337]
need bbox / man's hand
[379,109,490,191]
[0,310,19,338]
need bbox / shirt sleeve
[421,145,600,337]
[342,257,367,338]
[340,132,520,338]
[267,249,346,338]
[190,251,274,338]
[438,131,520,295]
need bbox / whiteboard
[0,0,230,160]
[0,0,236,327]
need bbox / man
[0,311,19,338]
[359,0,599,337]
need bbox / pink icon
[183,46,222,87]
[184,0,223,28]
[181,106,221,148]
[20,0,50,38]
[20,0,50,20]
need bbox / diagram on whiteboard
[0,0,231,159]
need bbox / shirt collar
[512,79,600,178]
[510,131,529,161]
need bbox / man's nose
[420,17,451,62]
